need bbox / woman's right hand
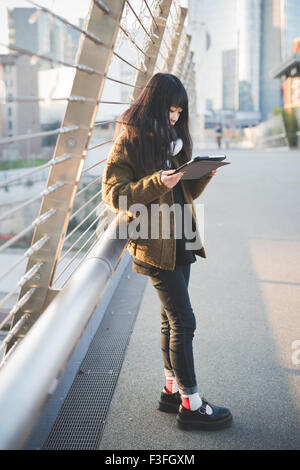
[161,169,184,189]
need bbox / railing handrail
[258,132,287,142]
[0,212,128,450]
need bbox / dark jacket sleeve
[185,175,213,200]
[175,151,213,200]
[101,134,170,214]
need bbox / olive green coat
[101,132,212,272]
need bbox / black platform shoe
[158,387,182,413]
[176,397,232,430]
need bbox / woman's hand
[207,169,218,176]
[161,169,184,189]
[161,168,217,188]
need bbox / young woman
[101,73,232,430]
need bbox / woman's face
[169,105,183,126]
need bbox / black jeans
[148,263,198,395]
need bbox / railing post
[182,49,193,86]
[132,0,173,100]
[5,0,126,353]
[184,56,198,140]
[174,32,191,80]
[163,6,187,73]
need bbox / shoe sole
[176,413,233,431]
[158,401,180,413]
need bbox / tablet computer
[174,155,230,180]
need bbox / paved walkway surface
[99,148,300,450]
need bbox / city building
[8,8,40,56]
[187,0,237,132]
[237,0,261,120]
[282,0,300,60]
[0,53,41,160]
[8,8,80,70]
[273,36,300,140]
[187,0,300,130]
[260,0,283,120]
[274,1,300,121]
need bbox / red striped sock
[181,393,212,413]
[165,376,178,394]
[181,393,202,411]
[181,396,190,409]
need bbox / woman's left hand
[207,169,218,176]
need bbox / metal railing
[0,0,197,449]
[245,113,300,149]
[0,212,129,450]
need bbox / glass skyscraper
[236,0,261,114]
[260,0,283,120]
[282,0,300,57]
[188,0,300,126]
